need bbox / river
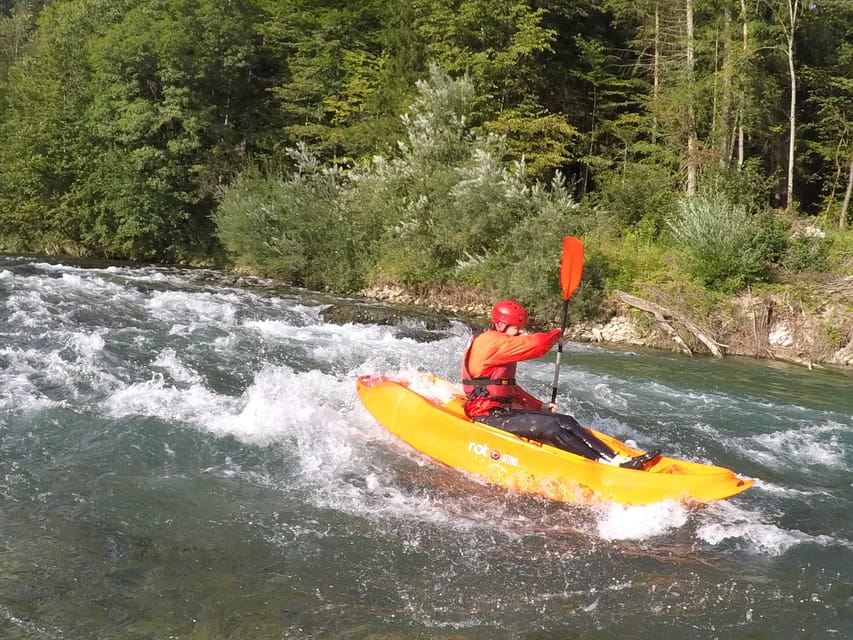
[0,255,850,639]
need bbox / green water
[0,256,850,639]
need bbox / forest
[0,0,850,328]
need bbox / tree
[404,0,580,178]
[0,0,277,258]
[0,1,41,88]
[0,0,125,251]
[761,0,803,213]
[76,0,269,257]
[257,0,402,159]
[798,1,853,228]
[571,34,644,197]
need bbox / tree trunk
[718,8,734,167]
[737,0,748,168]
[841,154,853,230]
[615,291,725,357]
[686,0,697,195]
[785,30,796,212]
[784,0,800,213]
[652,1,661,146]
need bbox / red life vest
[461,334,518,410]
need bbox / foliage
[474,172,589,322]
[0,0,120,252]
[0,0,274,259]
[215,67,591,301]
[797,0,853,228]
[825,229,853,274]
[0,0,850,327]
[667,182,769,291]
[214,146,373,291]
[257,0,403,159]
[782,234,832,273]
[72,0,267,259]
[586,161,679,232]
[600,228,672,292]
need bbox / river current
[0,256,850,639]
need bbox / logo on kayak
[468,442,518,467]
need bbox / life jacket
[461,333,518,410]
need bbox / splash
[750,421,849,470]
[696,500,853,556]
[595,501,690,540]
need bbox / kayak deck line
[356,373,755,505]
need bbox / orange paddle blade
[559,236,584,299]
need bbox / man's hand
[542,402,558,413]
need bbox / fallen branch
[615,291,725,358]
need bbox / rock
[321,301,451,331]
[768,325,794,347]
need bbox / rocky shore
[189,268,851,369]
[359,279,853,369]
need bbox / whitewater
[0,255,850,639]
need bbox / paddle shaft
[550,297,569,403]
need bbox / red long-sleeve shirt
[462,328,562,417]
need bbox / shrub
[783,234,832,272]
[587,162,679,233]
[704,160,776,218]
[667,182,768,291]
[214,146,369,291]
[470,174,604,324]
[824,228,853,273]
[599,227,672,291]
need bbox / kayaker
[461,299,660,469]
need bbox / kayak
[356,373,754,505]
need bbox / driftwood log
[615,291,726,358]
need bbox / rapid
[0,256,850,639]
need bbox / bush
[824,228,853,274]
[214,147,370,291]
[783,234,832,272]
[754,211,790,266]
[599,227,672,292]
[470,176,604,324]
[667,182,769,291]
[214,165,308,278]
[704,160,776,218]
[587,162,679,233]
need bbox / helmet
[491,299,528,328]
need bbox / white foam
[145,290,240,325]
[595,500,690,540]
[696,500,853,555]
[749,477,825,497]
[405,370,463,403]
[104,362,355,451]
[5,290,53,327]
[0,372,56,413]
[105,373,237,427]
[750,422,848,469]
[151,348,203,385]
[209,366,353,450]
[68,331,106,360]
[697,520,841,556]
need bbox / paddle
[550,236,584,404]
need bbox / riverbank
[360,277,853,369]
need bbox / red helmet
[491,299,528,328]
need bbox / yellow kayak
[356,374,754,505]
